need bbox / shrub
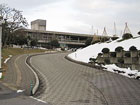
[61,47,65,51]
[48,39,60,48]
[104,58,110,64]
[89,58,96,61]
[118,58,124,64]
[100,37,109,42]
[85,38,93,46]
[102,48,110,53]
[125,52,131,57]
[129,46,137,51]
[138,31,140,35]
[98,53,103,56]
[111,37,119,40]
[115,46,124,52]
[89,58,96,63]
[122,33,133,39]
[92,40,100,44]
[110,52,116,57]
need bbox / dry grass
[2,48,47,69]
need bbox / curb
[25,56,39,95]
[65,55,104,70]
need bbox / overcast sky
[1,0,140,36]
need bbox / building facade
[23,29,94,48]
[23,19,111,48]
[31,19,46,31]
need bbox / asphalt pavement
[1,52,140,105]
[0,54,49,105]
[31,53,140,105]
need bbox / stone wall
[96,51,140,71]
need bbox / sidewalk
[0,54,50,105]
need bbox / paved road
[31,53,140,105]
[0,54,49,105]
[3,54,36,95]
[0,83,48,105]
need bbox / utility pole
[0,16,4,69]
[0,22,2,69]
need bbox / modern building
[22,19,111,48]
[31,19,46,31]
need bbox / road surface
[0,54,49,105]
[31,53,140,105]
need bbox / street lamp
[0,16,5,69]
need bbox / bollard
[30,82,34,96]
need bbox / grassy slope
[2,48,47,69]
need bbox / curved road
[1,54,49,105]
[3,55,36,95]
[31,53,140,105]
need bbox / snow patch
[103,64,139,79]
[17,90,24,93]
[4,55,12,64]
[0,72,2,79]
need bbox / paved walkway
[0,83,49,105]
[0,54,49,105]
[3,54,36,95]
[31,53,140,105]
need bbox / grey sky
[1,0,140,36]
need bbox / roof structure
[123,22,131,34]
[102,27,108,36]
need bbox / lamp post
[0,16,4,69]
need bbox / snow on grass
[103,64,139,79]
[4,55,12,64]
[17,89,24,93]
[0,72,2,79]
[68,37,140,63]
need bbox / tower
[123,22,131,34]
[31,19,46,31]
[102,27,108,36]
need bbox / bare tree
[0,4,28,47]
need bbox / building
[31,19,46,31]
[23,19,111,48]
[24,29,94,48]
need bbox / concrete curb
[65,55,105,70]
[25,56,39,95]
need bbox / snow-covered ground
[17,90,25,93]
[102,64,140,79]
[68,36,140,63]
[0,72,2,79]
[68,36,140,79]
[0,55,13,79]
[4,55,12,64]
